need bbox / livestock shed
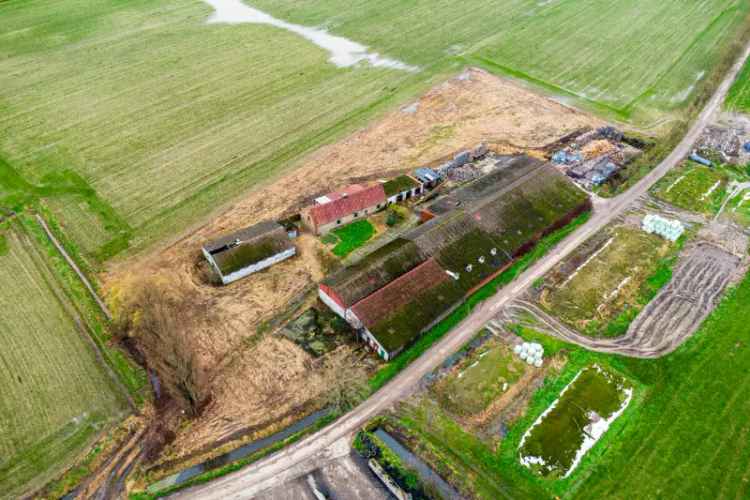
[303,184,386,235]
[320,156,591,360]
[382,175,423,204]
[202,221,296,285]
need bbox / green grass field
[1,0,747,261]
[726,56,750,111]
[433,338,525,417]
[330,219,375,257]
[0,223,126,498]
[653,162,730,214]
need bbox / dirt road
[173,43,750,500]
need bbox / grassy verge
[368,211,590,391]
[18,213,148,403]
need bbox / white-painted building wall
[206,247,296,285]
[318,287,347,319]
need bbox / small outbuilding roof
[203,221,294,276]
[382,175,420,197]
[307,184,386,227]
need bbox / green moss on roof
[323,238,427,307]
[213,237,289,275]
[382,175,419,197]
[370,279,464,353]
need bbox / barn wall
[319,286,347,318]
[220,247,297,285]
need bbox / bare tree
[319,347,369,412]
[115,279,211,417]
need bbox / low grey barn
[202,221,296,285]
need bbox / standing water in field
[201,0,418,71]
[519,365,632,478]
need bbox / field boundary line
[36,213,112,320]
[28,218,137,414]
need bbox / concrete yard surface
[253,452,392,500]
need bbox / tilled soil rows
[626,243,741,352]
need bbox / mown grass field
[1,0,748,261]
[0,223,126,499]
[330,219,375,257]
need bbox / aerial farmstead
[320,155,591,359]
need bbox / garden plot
[653,162,729,214]
[627,243,742,353]
[519,365,632,479]
[432,336,527,419]
[539,224,674,338]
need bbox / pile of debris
[435,143,490,179]
[696,124,750,164]
[551,126,641,189]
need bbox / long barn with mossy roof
[320,155,591,360]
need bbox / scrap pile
[436,144,490,181]
[551,127,641,189]
[696,125,750,163]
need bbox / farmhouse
[320,155,591,359]
[303,183,386,235]
[382,175,424,204]
[202,221,296,285]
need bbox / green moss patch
[383,175,419,197]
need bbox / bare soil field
[106,69,602,465]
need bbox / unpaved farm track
[173,41,750,500]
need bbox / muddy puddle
[519,365,631,478]
[201,0,417,71]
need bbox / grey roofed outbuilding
[203,221,285,254]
